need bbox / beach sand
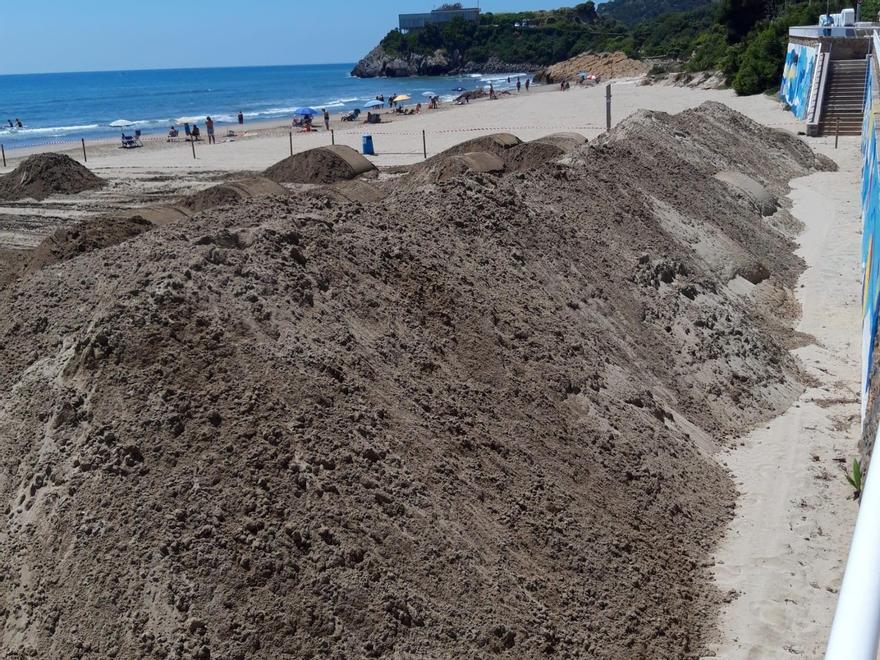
[707,138,861,658]
[0,76,863,654]
[0,80,805,177]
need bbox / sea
[0,63,530,149]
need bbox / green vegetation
[600,0,715,27]
[381,3,631,66]
[844,457,864,499]
[376,0,848,95]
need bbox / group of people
[167,116,217,143]
[506,76,531,93]
[5,118,23,129]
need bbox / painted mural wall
[860,54,880,470]
[780,42,818,120]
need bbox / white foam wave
[110,118,170,128]
[173,113,238,125]
[0,123,100,136]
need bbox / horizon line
[0,62,358,78]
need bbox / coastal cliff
[351,46,538,78]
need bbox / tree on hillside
[720,0,768,42]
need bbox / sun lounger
[342,108,360,122]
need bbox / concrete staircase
[818,59,868,136]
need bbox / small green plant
[843,458,863,499]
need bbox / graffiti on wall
[862,57,877,420]
[780,43,818,120]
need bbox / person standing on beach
[323,109,330,131]
[238,111,244,125]
[525,79,530,91]
[517,79,521,92]
[206,116,215,144]
[184,122,191,139]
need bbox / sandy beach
[0,74,864,656]
[0,79,806,176]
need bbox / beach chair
[167,128,179,142]
[342,108,360,122]
[121,132,142,149]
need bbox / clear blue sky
[2,1,573,75]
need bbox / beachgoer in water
[507,76,511,83]
[323,109,330,131]
[15,118,23,128]
[238,111,244,125]
[206,116,215,144]
[184,122,191,139]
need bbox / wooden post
[191,138,196,160]
[331,129,335,146]
[81,138,87,163]
[422,130,427,159]
[289,131,293,156]
[605,84,612,131]
[1,144,5,168]
[836,116,840,149]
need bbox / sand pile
[264,145,377,185]
[0,103,828,658]
[409,132,583,182]
[0,153,105,201]
[533,51,648,85]
[179,176,288,214]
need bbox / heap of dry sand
[264,144,377,185]
[534,51,649,84]
[0,153,105,201]
[0,102,832,659]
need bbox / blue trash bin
[362,134,375,156]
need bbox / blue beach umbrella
[293,107,320,116]
[364,99,384,108]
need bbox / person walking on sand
[323,108,330,131]
[205,116,215,144]
[238,111,244,125]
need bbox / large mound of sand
[179,176,288,214]
[0,103,829,658]
[0,153,105,201]
[534,51,648,85]
[264,145,377,185]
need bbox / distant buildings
[398,7,481,33]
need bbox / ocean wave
[243,107,299,119]
[0,123,100,136]
[174,113,235,125]
[109,118,169,128]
